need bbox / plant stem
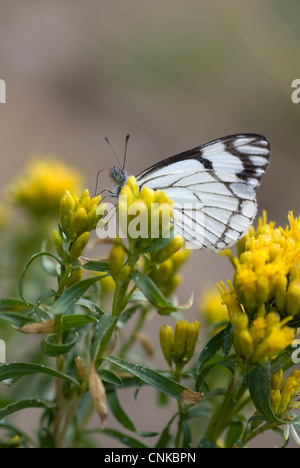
[119,306,150,359]
[206,369,248,442]
[53,263,71,447]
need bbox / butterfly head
[109,167,129,197]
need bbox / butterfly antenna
[94,169,104,197]
[122,134,130,171]
[105,136,122,169]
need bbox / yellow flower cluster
[159,320,201,368]
[52,189,102,263]
[217,281,296,364]
[271,369,300,415]
[150,249,190,297]
[119,176,174,245]
[10,158,83,217]
[225,211,300,325]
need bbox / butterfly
[108,134,270,251]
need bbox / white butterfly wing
[136,134,270,251]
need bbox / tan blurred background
[1,0,300,448]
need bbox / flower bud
[70,207,88,237]
[235,329,254,361]
[159,324,173,366]
[60,190,76,236]
[270,389,281,414]
[152,236,184,265]
[285,281,300,317]
[69,231,90,263]
[271,369,284,391]
[109,244,126,276]
[52,229,65,260]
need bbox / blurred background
[1,0,300,448]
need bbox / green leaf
[0,363,79,387]
[0,298,35,312]
[50,276,103,316]
[62,314,97,331]
[182,420,192,448]
[0,399,56,420]
[82,261,110,272]
[225,421,244,448]
[196,356,236,392]
[76,298,107,318]
[155,425,172,448]
[107,389,136,431]
[0,299,40,326]
[91,314,118,362]
[0,312,37,327]
[197,326,228,372]
[19,252,62,303]
[248,363,284,424]
[97,428,149,448]
[99,369,123,387]
[41,333,79,357]
[130,271,192,315]
[104,355,188,400]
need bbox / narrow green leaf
[196,356,236,392]
[0,399,56,420]
[62,314,97,331]
[19,252,62,303]
[99,369,123,387]
[104,355,187,400]
[91,314,118,362]
[182,420,192,448]
[130,271,192,315]
[0,362,79,387]
[41,333,79,357]
[155,425,172,448]
[97,428,149,448]
[0,312,37,327]
[50,276,103,315]
[197,326,228,372]
[82,261,110,272]
[248,363,284,424]
[107,389,136,431]
[0,298,35,312]
[76,298,107,318]
[225,421,244,448]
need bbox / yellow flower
[200,287,229,334]
[52,189,102,263]
[160,320,201,368]
[280,369,300,413]
[10,158,83,217]
[270,369,300,416]
[225,211,300,325]
[218,281,296,364]
[119,176,174,249]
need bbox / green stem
[53,263,71,447]
[119,306,150,359]
[173,364,184,448]
[206,369,248,443]
[96,253,139,367]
